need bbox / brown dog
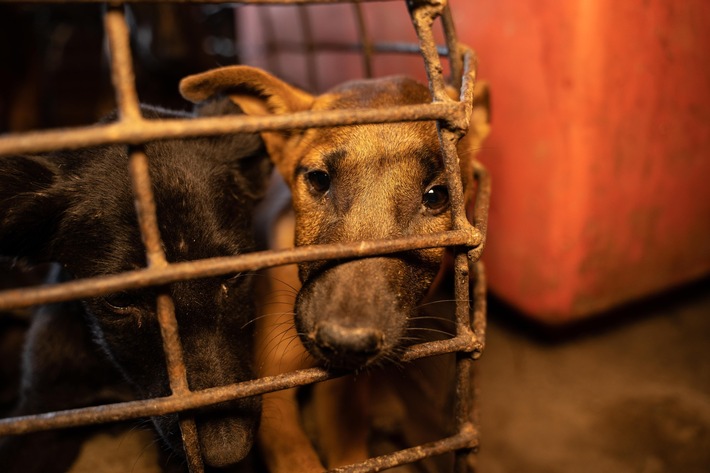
[180,66,490,472]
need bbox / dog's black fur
[0,99,271,472]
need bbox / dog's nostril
[315,321,384,355]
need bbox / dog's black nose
[315,321,384,357]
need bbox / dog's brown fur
[180,66,490,472]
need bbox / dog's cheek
[220,281,259,334]
[293,209,336,248]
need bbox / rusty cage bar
[0,1,490,472]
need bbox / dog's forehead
[295,76,442,175]
[62,141,256,271]
[299,120,442,180]
[317,75,432,109]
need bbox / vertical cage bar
[179,417,206,473]
[467,261,487,472]
[103,4,141,122]
[126,148,168,270]
[467,161,490,267]
[441,3,463,91]
[406,0,450,103]
[437,125,471,231]
[454,250,473,452]
[470,261,487,357]
[127,149,205,472]
[104,6,204,469]
[455,356,476,473]
[408,1,470,231]
[352,0,374,78]
[453,251,475,473]
[407,2,483,472]
[298,5,320,91]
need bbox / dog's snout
[315,321,384,357]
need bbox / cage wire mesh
[0,1,490,472]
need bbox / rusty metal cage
[0,1,490,472]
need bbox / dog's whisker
[130,431,164,473]
[243,312,295,329]
[263,274,301,295]
[408,314,457,325]
[413,298,469,310]
[261,287,299,298]
[259,327,297,358]
[405,326,456,337]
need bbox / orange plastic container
[452,0,710,321]
[238,1,710,322]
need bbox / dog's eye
[305,170,331,194]
[221,273,249,292]
[103,292,135,314]
[423,185,449,213]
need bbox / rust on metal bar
[469,261,487,358]
[0,335,474,437]
[406,3,474,234]
[438,126,470,231]
[454,252,472,339]
[441,2,463,91]
[154,292,192,394]
[451,46,479,147]
[252,40,448,56]
[109,0,203,461]
[104,5,142,122]
[128,148,169,269]
[180,416,206,473]
[328,425,478,473]
[0,227,482,311]
[467,161,491,263]
[407,0,451,104]
[403,9,489,472]
[0,368,330,437]
[0,102,463,157]
[453,252,473,473]
[467,262,487,471]
[127,147,193,394]
[127,145,203,471]
[454,355,475,473]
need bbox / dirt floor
[476,278,710,473]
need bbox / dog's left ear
[190,95,274,201]
[180,66,315,181]
[191,94,247,118]
[0,155,68,262]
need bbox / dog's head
[181,66,490,370]
[0,101,271,467]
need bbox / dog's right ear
[179,66,315,180]
[0,155,66,262]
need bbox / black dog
[0,99,271,472]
